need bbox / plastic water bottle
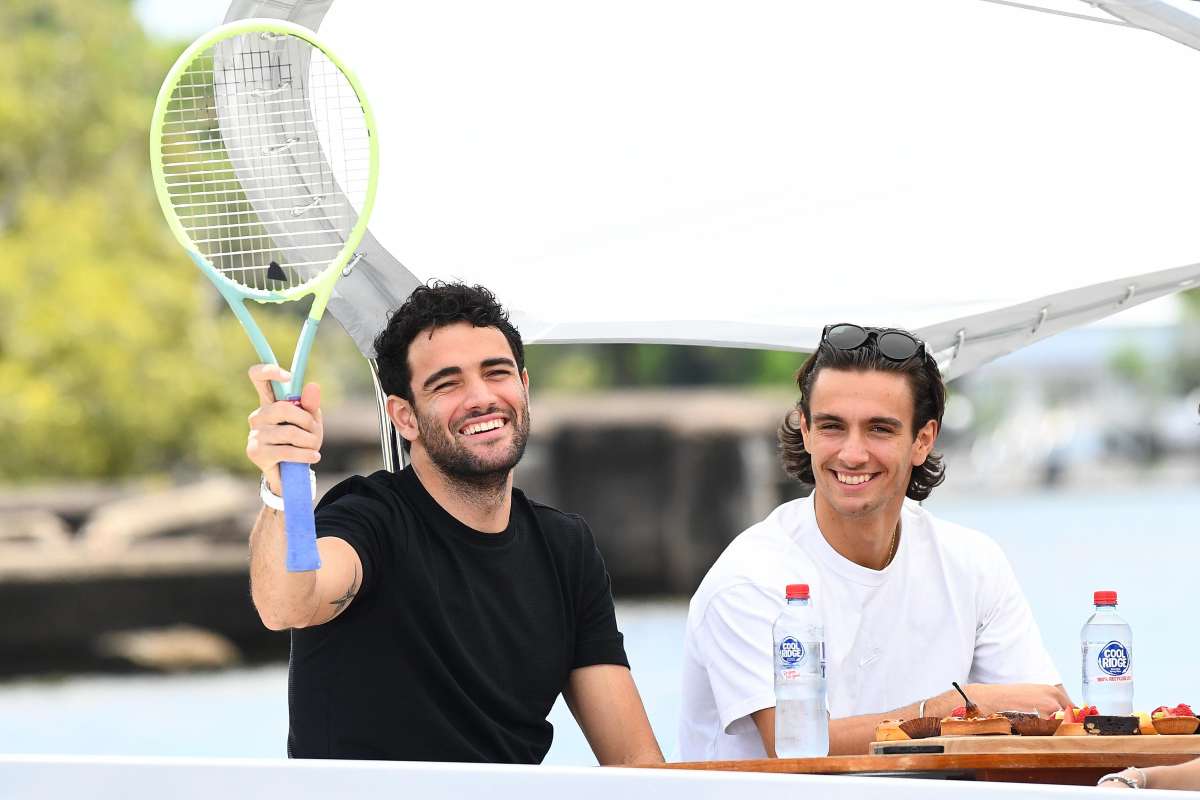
[1081,590,1133,715]
[773,583,828,757]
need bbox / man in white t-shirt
[678,323,1071,760]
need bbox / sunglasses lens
[825,324,869,351]
[877,331,920,361]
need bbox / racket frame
[150,19,379,571]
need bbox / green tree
[1181,288,1200,319]
[0,0,350,480]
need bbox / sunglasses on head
[821,323,926,362]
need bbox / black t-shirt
[286,466,629,763]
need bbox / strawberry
[951,705,967,718]
[1172,704,1195,718]
[1078,705,1098,718]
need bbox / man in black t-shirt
[244,282,663,764]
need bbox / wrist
[260,469,316,510]
[1097,767,1147,789]
[923,690,952,719]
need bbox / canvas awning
[225,0,1200,379]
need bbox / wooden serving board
[871,734,1200,756]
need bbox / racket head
[150,19,379,307]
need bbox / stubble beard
[820,466,908,522]
[416,404,531,499]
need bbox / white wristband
[260,470,316,511]
[1097,768,1146,789]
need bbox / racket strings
[160,33,371,293]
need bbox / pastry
[1154,717,1200,735]
[899,717,942,740]
[940,708,1012,736]
[874,719,910,741]
[1083,715,1139,736]
[998,710,1056,735]
[1152,705,1199,735]
[1052,706,1094,736]
[1054,722,1086,736]
[1011,716,1062,736]
[940,689,1012,736]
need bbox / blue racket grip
[281,460,321,571]
[279,393,320,573]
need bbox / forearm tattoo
[329,562,359,616]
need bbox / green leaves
[0,1,353,480]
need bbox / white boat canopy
[225,0,1200,380]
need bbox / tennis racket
[150,19,378,571]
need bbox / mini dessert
[1083,715,1140,736]
[1136,711,1158,736]
[1052,705,1095,737]
[941,714,1012,736]
[940,682,1012,736]
[874,719,910,741]
[1018,717,1063,736]
[1153,718,1199,735]
[1152,704,1195,719]
[1004,713,1061,737]
[1152,704,1200,735]
[899,717,942,740]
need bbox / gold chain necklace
[882,522,900,568]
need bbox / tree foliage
[0,0,349,480]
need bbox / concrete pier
[0,389,806,676]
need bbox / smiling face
[799,368,937,522]
[393,322,530,481]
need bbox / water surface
[0,485,1195,765]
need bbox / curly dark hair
[372,281,525,408]
[778,330,947,501]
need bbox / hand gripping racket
[150,20,378,571]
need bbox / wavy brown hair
[779,333,946,501]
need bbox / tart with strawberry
[941,705,1012,736]
[1052,705,1095,736]
[939,684,1012,736]
[1151,704,1199,735]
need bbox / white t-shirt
[677,493,1060,761]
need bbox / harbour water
[0,484,1196,765]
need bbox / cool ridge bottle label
[1093,641,1132,682]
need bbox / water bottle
[773,583,828,757]
[1081,590,1133,715]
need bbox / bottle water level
[775,679,829,758]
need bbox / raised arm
[564,664,664,766]
[245,364,362,630]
